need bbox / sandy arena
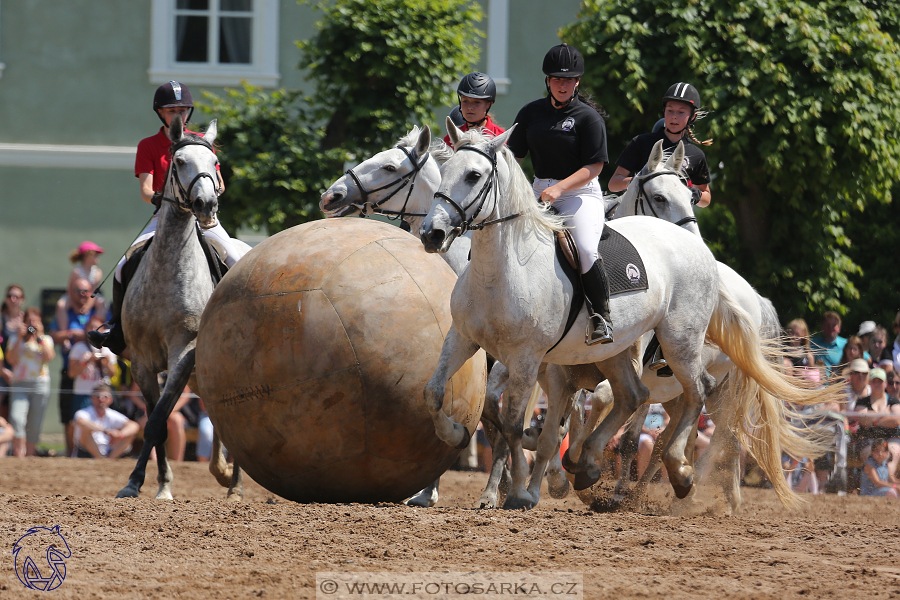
[1,457,898,599]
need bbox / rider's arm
[540,163,604,204]
[139,173,154,204]
[607,166,633,193]
[693,183,711,208]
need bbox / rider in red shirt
[443,72,505,147]
[88,81,250,355]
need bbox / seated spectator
[855,368,900,476]
[0,415,14,456]
[844,358,872,414]
[72,383,139,459]
[868,325,889,369]
[879,359,895,374]
[127,373,193,461]
[860,438,900,498]
[839,335,866,374]
[782,318,816,375]
[695,407,715,459]
[196,397,214,463]
[857,321,876,363]
[810,311,848,376]
[67,315,117,419]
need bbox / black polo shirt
[507,95,608,180]
[615,129,710,185]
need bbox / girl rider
[443,72,505,147]
[608,82,713,373]
[507,44,613,345]
[88,81,251,355]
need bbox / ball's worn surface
[196,219,485,503]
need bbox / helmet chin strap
[546,80,577,108]
[458,100,491,128]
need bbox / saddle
[121,223,229,291]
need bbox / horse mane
[396,126,453,165]
[453,130,566,234]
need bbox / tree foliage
[563,0,900,320]
[198,0,482,235]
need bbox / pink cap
[76,241,104,255]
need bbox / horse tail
[707,283,839,509]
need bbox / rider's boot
[87,277,127,356]
[580,257,614,345]
[648,340,674,377]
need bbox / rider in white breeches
[531,178,604,274]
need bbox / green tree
[199,0,482,234]
[563,0,900,320]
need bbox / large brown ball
[196,219,486,503]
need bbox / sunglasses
[76,288,92,294]
[6,293,22,299]
[92,394,113,400]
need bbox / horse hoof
[561,449,581,473]
[155,492,174,501]
[547,473,570,499]
[671,466,694,499]
[573,468,601,491]
[502,496,536,510]
[226,492,244,503]
[404,491,437,508]
[477,494,498,509]
[116,485,140,499]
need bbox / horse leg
[524,365,575,504]
[563,380,614,473]
[424,325,480,448]
[116,364,161,498]
[571,352,649,491]
[474,360,509,508]
[499,357,544,510]
[208,429,234,487]
[405,479,440,508]
[694,374,742,513]
[612,403,650,502]
[155,348,196,500]
[227,463,244,502]
[631,398,683,497]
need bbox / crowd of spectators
[0,241,216,462]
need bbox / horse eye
[653,194,666,203]
[465,171,481,184]
[384,165,397,173]
[175,158,186,166]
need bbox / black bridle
[159,136,220,216]
[432,145,520,235]
[632,168,697,228]
[344,146,430,222]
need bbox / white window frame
[486,0,510,95]
[0,1,5,80]
[148,0,280,87]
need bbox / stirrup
[586,314,614,346]
[87,328,109,350]
[648,345,667,370]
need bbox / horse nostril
[193,198,204,214]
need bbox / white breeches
[532,177,605,274]
[115,214,252,282]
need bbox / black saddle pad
[599,227,648,296]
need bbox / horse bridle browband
[345,146,430,221]
[633,168,697,228]
[433,145,520,234]
[160,137,220,219]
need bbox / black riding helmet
[662,82,700,113]
[153,80,194,127]
[457,72,496,103]
[543,44,584,108]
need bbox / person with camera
[67,314,117,420]
[6,307,55,457]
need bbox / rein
[345,146,430,222]
[632,169,697,228]
[433,145,521,235]
[159,137,220,223]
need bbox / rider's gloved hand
[151,191,163,210]
[690,187,703,206]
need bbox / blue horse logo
[12,525,71,591]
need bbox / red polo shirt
[443,116,506,147]
[135,127,218,192]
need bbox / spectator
[879,359,895,374]
[855,368,900,478]
[810,311,847,376]
[695,408,715,459]
[6,307,55,457]
[782,318,816,375]
[49,277,101,457]
[67,314,117,420]
[860,438,900,498]
[0,284,25,421]
[844,358,872,415]
[887,371,900,399]
[839,335,866,373]
[55,241,106,333]
[128,374,193,462]
[636,403,669,480]
[0,415,14,457]
[72,382,139,459]
[196,397,213,463]
[868,325,890,368]
[890,311,900,372]
[857,321,877,362]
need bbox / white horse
[320,126,522,508]
[115,116,240,500]
[419,121,837,509]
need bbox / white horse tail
[707,282,840,508]
[523,383,543,429]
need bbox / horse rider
[507,43,614,345]
[88,81,251,355]
[607,82,714,374]
[444,72,505,147]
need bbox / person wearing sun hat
[856,367,900,479]
[56,241,108,336]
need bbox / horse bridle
[633,168,697,228]
[432,145,520,235]
[159,137,221,221]
[345,146,430,222]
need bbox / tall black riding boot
[580,258,614,345]
[87,277,127,356]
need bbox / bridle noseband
[160,136,220,221]
[633,168,697,228]
[344,146,430,222]
[432,145,520,235]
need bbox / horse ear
[168,114,184,143]
[204,119,218,146]
[647,139,665,171]
[446,116,463,147]
[665,141,685,172]
[486,123,515,156]
[414,124,430,159]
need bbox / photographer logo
[12,525,71,591]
